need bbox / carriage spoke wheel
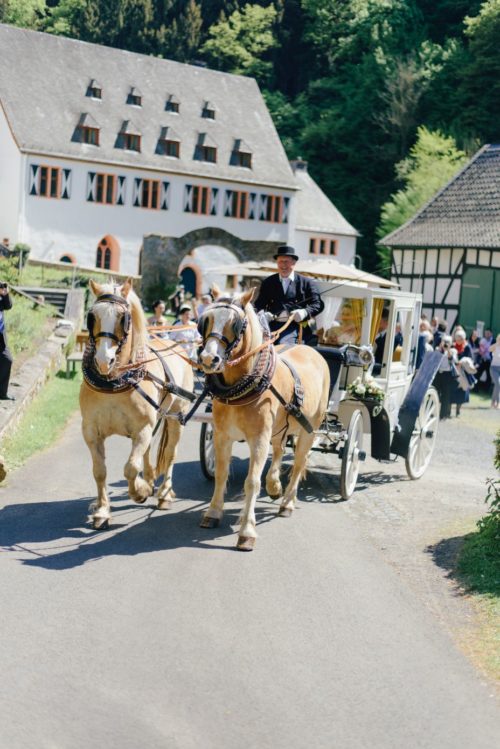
[200,421,215,480]
[405,387,439,480]
[340,409,363,500]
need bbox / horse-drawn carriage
[198,277,442,501]
[80,272,441,548]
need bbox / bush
[7,294,56,358]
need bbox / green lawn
[1,371,82,471]
[456,431,500,680]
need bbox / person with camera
[434,334,458,419]
[253,246,323,345]
[0,281,14,401]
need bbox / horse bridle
[87,293,131,355]
[198,302,248,361]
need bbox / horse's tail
[155,417,170,477]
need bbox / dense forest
[1,0,499,271]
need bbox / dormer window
[165,94,180,113]
[73,113,100,146]
[194,133,217,163]
[157,126,180,158]
[116,121,141,152]
[86,79,102,99]
[201,101,216,120]
[230,139,252,168]
[127,87,142,106]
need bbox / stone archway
[142,227,280,304]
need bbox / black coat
[0,291,12,352]
[254,273,323,320]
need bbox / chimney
[290,157,308,173]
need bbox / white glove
[263,311,274,322]
[292,309,308,323]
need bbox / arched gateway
[141,227,280,305]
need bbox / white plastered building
[0,24,358,288]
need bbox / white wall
[21,155,294,274]
[0,103,22,243]
[293,228,356,264]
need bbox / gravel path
[309,396,499,681]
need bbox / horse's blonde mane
[126,288,149,361]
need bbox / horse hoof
[237,536,255,551]
[278,506,293,518]
[268,493,281,500]
[133,495,148,505]
[157,498,172,511]
[92,517,109,530]
[200,515,220,529]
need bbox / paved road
[0,412,499,749]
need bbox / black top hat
[273,245,299,260]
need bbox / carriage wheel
[339,409,364,500]
[405,387,439,480]
[200,421,215,480]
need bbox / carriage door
[385,305,414,426]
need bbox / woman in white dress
[168,303,202,360]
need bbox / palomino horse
[80,279,194,529]
[197,287,330,550]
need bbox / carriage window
[393,309,412,365]
[318,298,363,346]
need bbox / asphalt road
[0,412,499,749]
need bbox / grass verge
[1,370,82,471]
[456,431,500,681]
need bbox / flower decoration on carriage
[347,375,385,404]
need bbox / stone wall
[142,228,280,304]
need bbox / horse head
[87,278,134,376]
[198,285,256,373]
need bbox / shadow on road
[426,536,469,596]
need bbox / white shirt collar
[280,271,295,286]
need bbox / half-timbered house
[379,143,500,334]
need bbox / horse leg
[200,434,233,529]
[265,437,285,499]
[156,419,182,510]
[125,425,155,504]
[143,445,156,492]
[84,431,111,529]
[237,434,271,551]
[279,431,314,518]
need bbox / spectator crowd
[418,315,499,420]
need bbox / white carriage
[199,263,442,499]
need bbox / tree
[201,3,278,84]
[1,0,46,28]
[156,0,203,62]
[377,126,467,264]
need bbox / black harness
[198,302,313,432]
[83,293,196,411]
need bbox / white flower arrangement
[347,375,385,403]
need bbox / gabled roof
[291,160,359,237]
[380,143,500,249]
[0,23,296,190]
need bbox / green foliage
[0,0,46,27]
[457,430,500,597]
[5,294,56,358]
[201,3,278,83]
[377,126,467,242]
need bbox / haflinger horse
[197,286,330,550]
[80,278,194,529]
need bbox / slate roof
[0,24,296,190]
[380,143,500,249]
[291,161,359,237]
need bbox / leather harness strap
[269,358,314,434]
